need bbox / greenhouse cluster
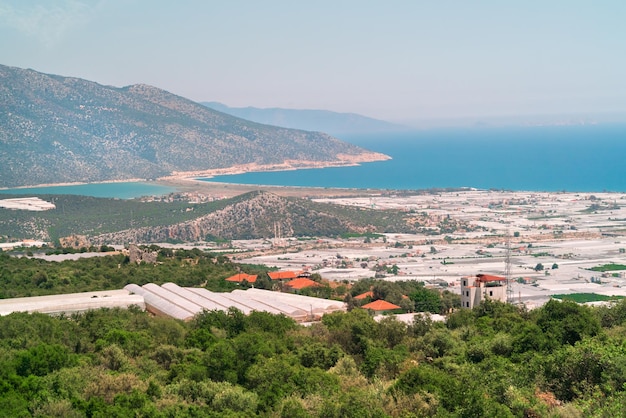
[0,283,346,322]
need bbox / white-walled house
[460,274,507,309]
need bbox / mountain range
[203,102,408,137]
[0,64,388,188]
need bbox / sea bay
[1,125,624,199]
[0,182,176,199]
[203,125,626,192]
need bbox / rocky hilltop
[90,191,383,244]
[0,64,388,188]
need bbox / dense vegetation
[2,297,626,416]
[0,194,234,242]
[0,249,268,299]
[346,277,460,315]
[0,192,421,243]
[2,249,626,416]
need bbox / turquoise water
[2,125,624,197]
[202,125,626,192]
[0,182,176,199]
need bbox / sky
[1,1,625,125]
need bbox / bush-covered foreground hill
[2,292,626,416]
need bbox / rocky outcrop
[90,191,379,244]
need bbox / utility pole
[273,222,283,247]
[505,232,513,304]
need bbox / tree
[344,293,356,311]
[543,338,626,402]
[16,343,73,376]
[372,282,402,305]
[254,274,273,290]
[535,299,600,347]
[534,263,544,271]
[390,264,399,275]
[310,273,323,282]
[410,286,441,314]
[399,297,415,313]
[246,355,339,410]
[322,309,378,355]
[440,290,461,314]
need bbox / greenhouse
[0,289,145,316]
[1,284,346,322]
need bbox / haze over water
[204,125,626,193]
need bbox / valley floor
[11,176,626,310]
[222,189,626,309]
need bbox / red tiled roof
[354,291,374,300]
[284,278,319,290]
[268,271,298,280]
[476,274,506,282]
[225,273,257,283]
[361,300,401,311]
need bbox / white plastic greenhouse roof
[128,284,345,322]
[243,288,346,315]
[124,284,196,321]
[0,289,145,316]
[0,284,346,322]
[230,289,309,320]
[161,283,227,312]
[186,287,255,314]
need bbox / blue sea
[0,182,176,199]
[1,126,624,198]
[202,125,626,192]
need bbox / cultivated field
[229,189,626,309]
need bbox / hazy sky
[1,1,625,123]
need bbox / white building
[460,274,507,309]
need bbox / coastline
[155,152,395,198]
[0,178,147,191]
[159,151,391,182]
[3,145,624,198]
[3,125,626,196]
[0,153,393,199]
